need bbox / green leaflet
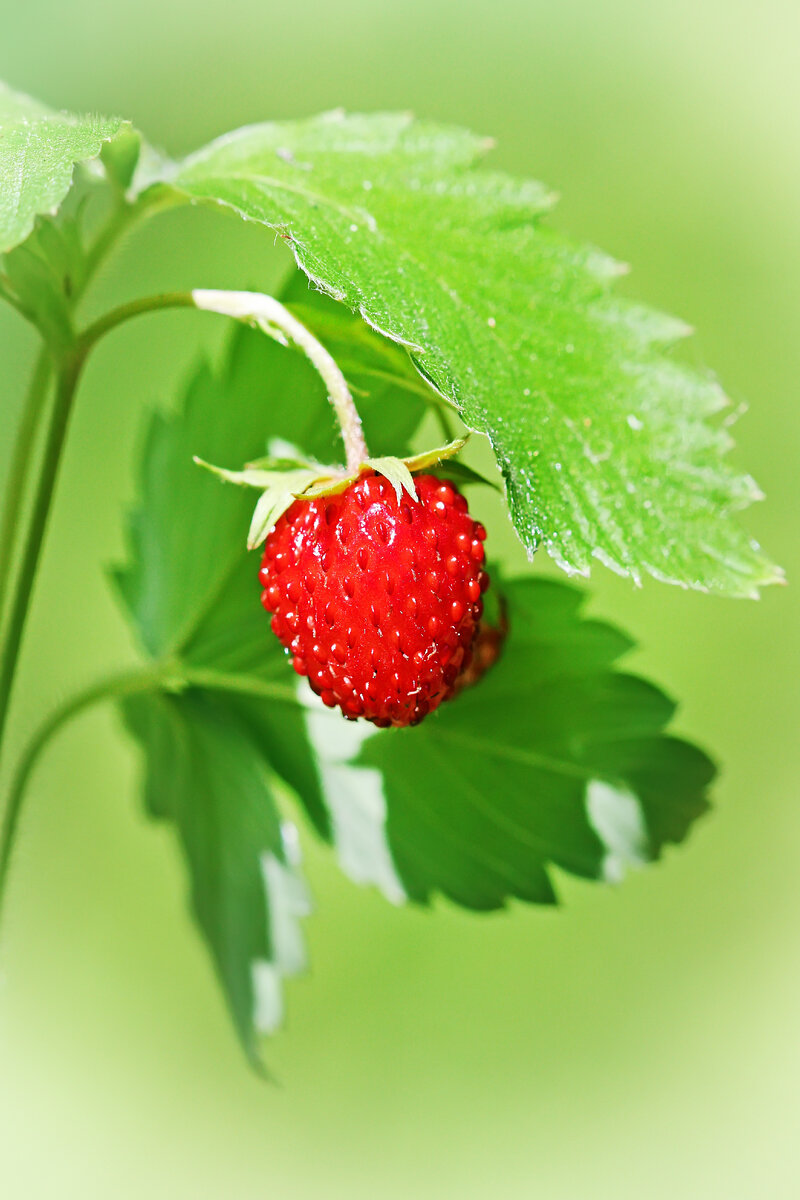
[355,578,714,908]
[0,81,123,253]
[122,688,311,1067]
[137,110,781,596]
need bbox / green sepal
[362,457,418,502]
[193,456,343,549]
[196,436,477,548]
[246,469,333,549]
[298,438,474,500]
[400,437,468,472]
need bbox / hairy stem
[0,666,161,930]
[193,289,369,471]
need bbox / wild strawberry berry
[258,472,489,727]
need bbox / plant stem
[82,199,140,282]
[0,349,52,631]
[0,199,150,677]
[0,666,160,930]
[181,667,299,705]
[0,354,85,753]
[193,289,369,471]
[77,291,196,353]
[80,288,370,470]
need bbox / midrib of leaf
[182,667,297,705]
[181,170,374,232]
[388,765,535,892]
[430,726,599,783]
[171,549,254,661]
[424,737,564,859]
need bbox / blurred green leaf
[149,111,779,596]
[122,688,310,1067]
[0,80,122,253]
[356,577,714,908]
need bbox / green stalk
[193,289,369,471]
[0,200,150,674]
[0,666,161,928]
[0,353,86,751]
[77,289,370,470]
[76,291,196,350]
[0,348,52,629]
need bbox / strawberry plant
[0,82,782,1070]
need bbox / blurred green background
[1,0,798,1196]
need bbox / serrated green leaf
[0,80,123,253]
[121,688,310,1065]
[349,578,714,908]
[149,111,779,595]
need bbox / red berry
[259,472,489,726]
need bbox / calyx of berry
[195,437,473,550]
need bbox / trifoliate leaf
[147,112,780,596]
[0,80,123,253]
